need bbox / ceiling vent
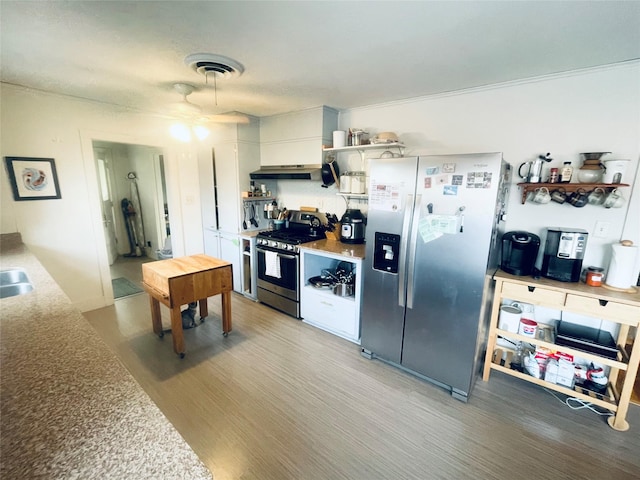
[184,53,244,79]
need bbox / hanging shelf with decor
[517,183,629,204]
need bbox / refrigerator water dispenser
[373,232,400,273]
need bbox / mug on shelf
[567,188,589,207]
[530,187,551,204]
[550,187,567,204]
[603,188,626,208]
[587,187,606,205]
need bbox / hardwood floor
[84,291,640,480]
[109,254,152,286]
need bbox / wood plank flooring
[84,285,640,480]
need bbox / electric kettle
[340,209,366,244]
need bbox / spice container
[585,266,604,286]
[548,167,559,183]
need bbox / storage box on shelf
[483,269,640,431]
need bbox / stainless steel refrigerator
[361,153,510,401]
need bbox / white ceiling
[1,1,639,119]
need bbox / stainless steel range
[256,210,326,318]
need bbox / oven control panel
[257,238,299,253]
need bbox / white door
[94,148,119,265]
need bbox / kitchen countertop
[300,239,366,259]
[0,233,213,479]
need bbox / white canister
[518,318,538,338]
[499,304,522,333]
[340,173,352,193]
[350,171,366,194]
[333,130,346,148]
[602,159,630,184]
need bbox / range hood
[250,165,321,181]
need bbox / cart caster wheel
[179,352,185,359]
[223,332,228,337]
[158,332,164,339]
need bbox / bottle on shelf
[548,167,559,183]
[560,162,573,183]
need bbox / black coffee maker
[541,228,588,282]
[501,231,541,276]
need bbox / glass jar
[585,266,604,286]
[340,172,351,193]
[350,171,366,194]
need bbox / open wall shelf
[517,182,629,204]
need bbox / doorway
[92,141,170,296]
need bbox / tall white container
[602,159,630,184]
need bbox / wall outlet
[594,221,611,238]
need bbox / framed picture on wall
[4,157,62,201]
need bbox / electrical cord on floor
[543,387,613,416]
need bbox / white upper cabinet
[260,106,338,166]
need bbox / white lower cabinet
[219,232,242,293]
[300,248,362,344]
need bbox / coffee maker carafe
[541,228,588,282]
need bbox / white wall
[278,62,640,279]
[2,62,639,311]
[0,84,209,311]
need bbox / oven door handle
[256,247,297,260]
[276,253,297,260]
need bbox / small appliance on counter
[340,209,366,244]
[500,231,540,276]
[541,228,588,282]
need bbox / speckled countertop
[0,233,213,479]
[299,239,366,259]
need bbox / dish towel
[265,251,281,279]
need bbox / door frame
[93,146,119,264]
[80,130,176,304]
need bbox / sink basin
[0,268,34,299]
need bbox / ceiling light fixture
[169,122,210,142]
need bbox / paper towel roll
[606,243,638,289]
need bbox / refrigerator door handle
[406,194,422,309]
[398,194,413,307]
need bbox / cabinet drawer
[565,294,640,325]
[301,289,357,338]
[501,282,565,307]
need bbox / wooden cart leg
[170,306,186,358]
[198,298,208,320]
[149,296,163,336]
[608,331,640,431]
[221,290,232,335]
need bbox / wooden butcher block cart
[142,254,233,358]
